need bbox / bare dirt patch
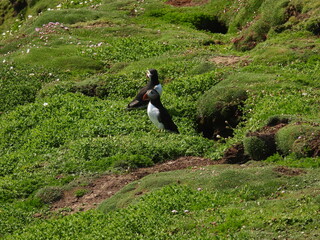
[166,0,208,7]
[209,56,251,66]
[51,156,224,214]
[49,121,307,214]
[273,166,307,176]
[221,143,250,164]
[72,21,114,29]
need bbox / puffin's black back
[127,69,159,110]
[127,85,149,109]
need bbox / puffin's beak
[143,93,149,101]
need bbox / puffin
[127,69,162,110]
[143,89,179,133]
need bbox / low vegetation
[0,0,319,239]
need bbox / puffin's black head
[143,89,160,101]
[147,69,159,84]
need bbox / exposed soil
[221,123,288,164]
[166,0,208,7]
[50,121,316,214]
[221,143,250,164]
[273,166,306,176]
[72,21,114,29]
[245,123,288,160]
[248,123,287,137]
[309,134,320,157]
[51,156,226,214]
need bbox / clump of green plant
[291,131,320,158]
[70,77,108,98]
[243,135,276,160]
[275,123,320,157]
[197,87,247,118]
[74,188,89,198]
[305,18,320,35]
[197,86,247,139]
[266,115,293,126]
[35,186,63,204]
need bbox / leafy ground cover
[0,0,320,239]
[4,163,320,239]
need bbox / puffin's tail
[126,100,148,110]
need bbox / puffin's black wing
[127,86,149,110]
[158,108,179,133]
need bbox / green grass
[13,46,104,72]
[32,9,103,27]
[0,0,320,238]
[4,163,320,239]
[266,153,320,168]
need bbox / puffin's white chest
[154,84,162,95]
[147,103,164,129]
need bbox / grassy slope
[0,0,320,238]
